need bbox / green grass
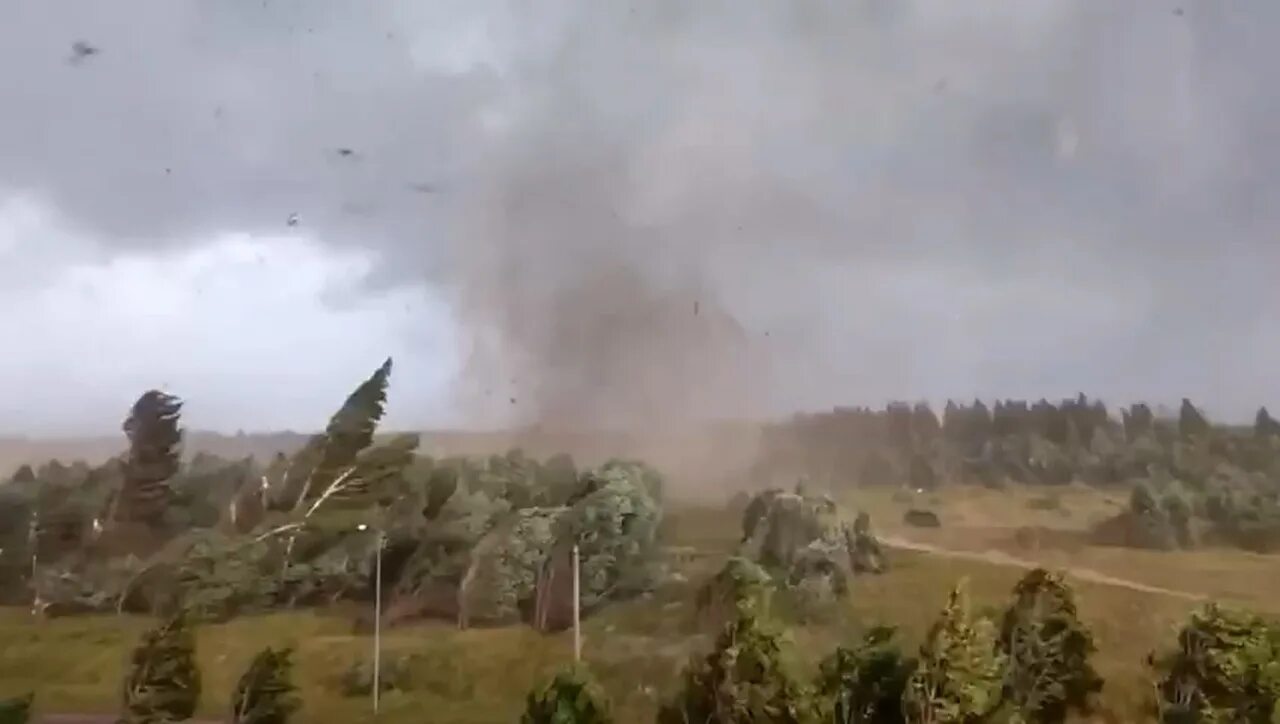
[0,503,1261,723]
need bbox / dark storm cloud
[2,0,1279,425]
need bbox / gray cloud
[2,0,1279,428]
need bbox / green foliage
[423,465,459,520]
[121,613,202,724]
[555,464,662,609]
[118,390,184,527]
[903,581,1005,724]
[0,693,31,724]
[521,664,614,724]
[660,605,817,724]
[816,626,913,724]
[1150,604,1280,723]
[998,569,1102,723]
[172,530,282,620]
[231,647,301,724]
[461,506,565,623]
[337,656,410,697]
[696,556,775,627]
[536,453,580,507]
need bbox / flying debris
[286,212,299,227]
[68,40,99,65]
[407,182,442,194]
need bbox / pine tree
[231,647,301,724]
[816,626,913,724]
[117,390,183,527]
[998,570,1102,723]
[292,358,393,512]
[903,581,1005,724]
[1151,604,1280,722]
[660,604,816,723]
[521,664,613,724]
[120,614,201,724]
[1255,407,1280,438]
[1178,399,1210,439]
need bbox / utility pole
[572,544,581,662]
[28,511,38,616]
[359,523,384,718]
[373,529,383,717]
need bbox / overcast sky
[1,0,1278,435]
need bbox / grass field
[0,493,1275,723]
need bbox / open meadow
[0,496,1274,723]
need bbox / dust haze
[2,1,1280,468]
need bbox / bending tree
[998,569,1102,723]
[231,647,301,724]
[903,581,1005,724]
[116,390,183,528]
[120,613,201,724]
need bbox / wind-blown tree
[116,390,184,528]
[1151,603,1280,723]
[120,613,201,724]
[660,602,816,724]
[292,357,393,513]
[1256,407,1280,438]
[261,359,415,587]
[231,647,301,724]
[903,582,1005,724]
[998,570,1102,723]
[1178,398,1211,439]
[816,625,913,724]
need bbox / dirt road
[879,534,1208,602]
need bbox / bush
[0,693,31,724]
[231,647,301,724]
[521,664,613,724]
[1150,604,1280,722]
[120,614,201,724]
[816,626,913,724]
[903,581,1005,724]
[998,569,1102,723]
[903,510,941,529]
[338,656,411,697]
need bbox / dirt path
[880,534,1208,602]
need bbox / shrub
[0,693,31,724]
[521,664,613,724]
[120,613,201,724]
[998,569,1102,723]
[903,581,1005,724]
[231,647,301,724]
[338,656,410,697]
[1150,603,1280,722]
[816,626,913,724]
[903,510,941,529]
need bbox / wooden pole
[572,544,581,662]
[373,530,383,717]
